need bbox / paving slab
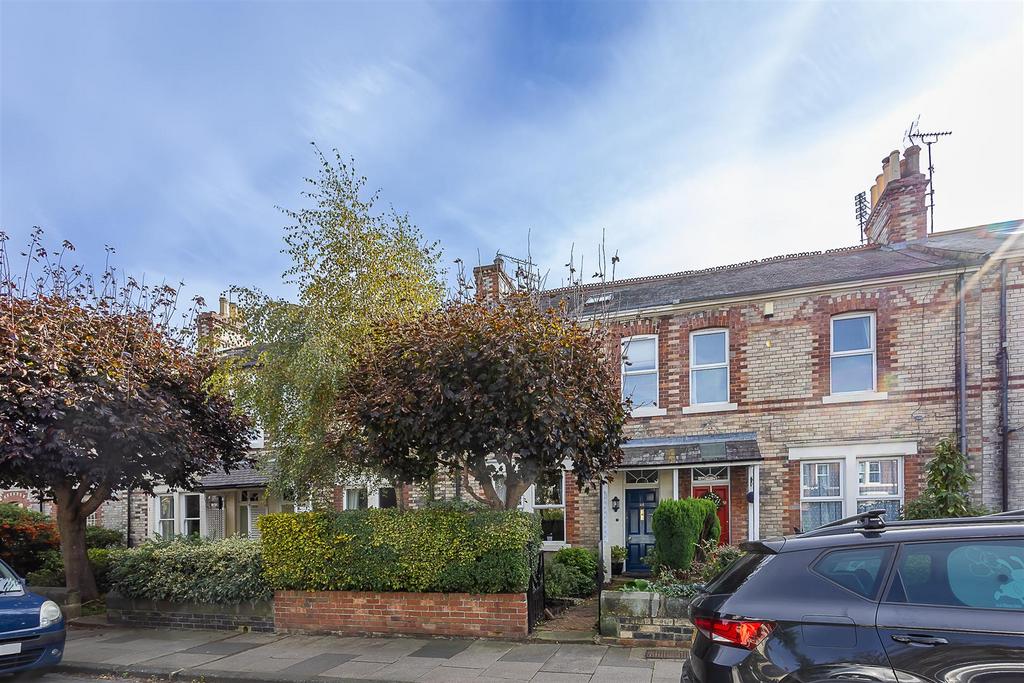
[446,640,515,668]
[498,643,559,663]
[599,647,655,669]
[182,640,263,656]
[134,652,228,669]
[540,644,607,674]
[530,673,592,683]
[410,639,473,659]
[653,659,686,682]
[354,637,431,663]
[590,665,655,683]
[366,656,443,681]
[481,660,546,680]
[320,658,391,678]
[279,652,358,676]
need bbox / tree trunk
[53,493,99,602]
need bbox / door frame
[691,467,731,545]
[624,487,658,573]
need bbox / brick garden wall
[106,593,274,633]
[274,591,529,639]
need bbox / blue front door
[625,488,658,573]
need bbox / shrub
[611,546,627,563]
[650,498,720,571]
[107,537,270,604]
[903,437,988,519]
[25,548,116,593]
[0,504,60,575]
[259,506,541,594]
[691,542,744,585]
[85,526,125,549]
[543,547,598,599]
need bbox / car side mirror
[19,577,28,588]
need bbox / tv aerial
[906,117,952,233]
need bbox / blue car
[0,558,65,678]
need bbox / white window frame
[181,493,202,536]
[800,460,845,529]
[343,487,369,511]
[530,470,567,550]
[689,328,732,408]
[239,489,266,539]
[856,457,903,513]
[621,334,666,417]
[156,495,175,539]
[828,312,878,397]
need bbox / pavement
[57,626,688,683]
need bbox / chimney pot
[903,145,921,177]
[219,296,229,316]
[887,150,901,183]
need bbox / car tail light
[693,615,775,650]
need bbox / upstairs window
[690,329,729,404]
[831,313,876,394]
[621,336,659,409]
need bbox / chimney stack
[863,144,927,245]
[472,256,514,303]
[219,295,229,316]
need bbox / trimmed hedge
[259,507,541,594]
[0,504,60,575]
[650,498,721,570]
[107,537,270,604]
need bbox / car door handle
[892,634,948,646]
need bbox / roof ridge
[545,242,878,294]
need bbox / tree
[218,146,445,497]
[0,230,253,600]
[335,293,628,509]
[903,436,987,519]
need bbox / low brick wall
[275,590,529,639]
[599,591,693,647]
[106,592,274,633]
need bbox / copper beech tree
[337,293,628,509]
[0,230,253,600]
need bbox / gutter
[956,274,968,458]
[998,260,1010,511]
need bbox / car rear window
[813,546,893,599]
[704,552,770,594]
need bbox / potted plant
[611,545,627,575]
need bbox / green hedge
[545,547,598,599]
[259,507,541,594]
[107,537,270,604]
[650,498,721,570]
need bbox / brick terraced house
[471,144,1023,577]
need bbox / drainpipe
[998,261,1010,511]
[956,274,968,458]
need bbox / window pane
[693,331,727,365]
[833,316,871,352]
[802,462,841,498]
[693,367,728,404]
[857,499,901,520]
[539,508,565,542]
[535,471,563,506]
[859,460,899,497]
[183,519,200,536]
[890,541,1024,610]
[623,373,658,407]
[831,354,873,393]
[159,496,174,520]
[184,495,201,518]
[159,520,174,538]
[623,338,656,372]
[346,488,368,510]
[801,501,843,531]
[378,487,398,509]
[814,546,893,598]
[239,506,249,536]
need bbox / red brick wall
[274,591,529,639]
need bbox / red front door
[692,484,729,545]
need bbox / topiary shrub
[903,437,988,520]
[0,504,60,575]
[107,537,270,604]
[259,506,541,594]
[650,498,721,571]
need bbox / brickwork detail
[274,591,529,639]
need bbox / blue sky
[2,1,1022,306]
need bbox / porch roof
[198,466,269,491]
[617,431,761,468]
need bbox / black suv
[685,510,1024,683]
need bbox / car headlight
[40,600,62,628]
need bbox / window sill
[822,391,888,405]
[630,406,667,418]
[541,541,570,551]
[681,402,738,415]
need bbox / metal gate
[526,550,545,632]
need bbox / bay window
[800,461,843,529]
[157,495,175,538]
[182,494,201,536]
[798,455,904,531]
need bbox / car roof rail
[800,508,887,537]
[985,509,1024,518]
